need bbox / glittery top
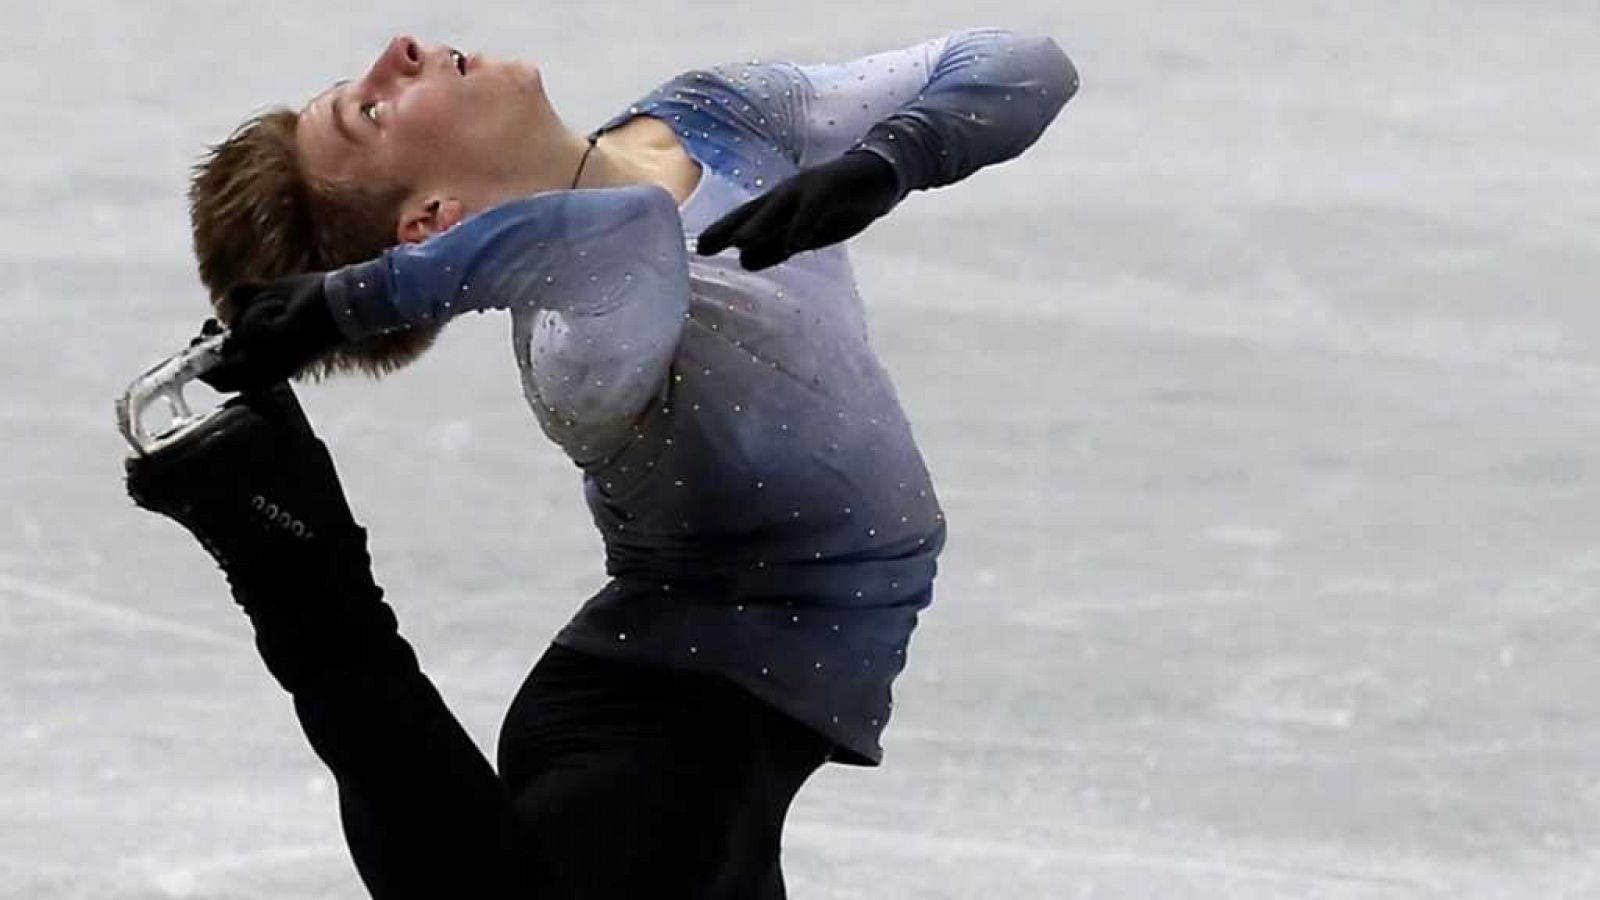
[324,26,1077,764]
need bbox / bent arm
[321,183,691,467]
[323,183,687,340]
[843,28,1079,201]
[704,27,1078,201]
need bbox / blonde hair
[188,107,444,379]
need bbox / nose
[361,34,425,88]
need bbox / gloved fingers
[196,294,302,392]
[740,186,848,270]
[696,194,771,256]
[196,348,261,394]
[187,317,225,349]
[715,189,807,270]
[737,245,785,272]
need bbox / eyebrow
[321,81,356,146]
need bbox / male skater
[130,26,1076,898]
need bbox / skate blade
[116,331,232,457]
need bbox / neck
[570,130,634,190]
[509,122,655,196]
[437,109,667,220]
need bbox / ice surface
[2,1,1598,897]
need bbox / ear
[396,195,465,244]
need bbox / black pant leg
[497,644,833,900]
[254,590,530,899]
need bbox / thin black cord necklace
[571,132,599,189]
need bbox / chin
[508,59,543,93]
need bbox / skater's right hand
[200,272,344,393]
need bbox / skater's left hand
[201,272,344,393]
[695,149,903,271]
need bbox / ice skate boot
[120,336,392,686]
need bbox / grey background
[3,1,1598,897]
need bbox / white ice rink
[3,1,1598,897]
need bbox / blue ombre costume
[324,27,1077,764]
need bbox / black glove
[695,149,903,271]
[201,272,343,393]
[124,381,375,607]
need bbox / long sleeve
[324,183,688,340]
[700,27,1078,201]
[324,182,692,466]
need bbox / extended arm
[694,28,1078,269]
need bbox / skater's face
[296,35,549,235]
